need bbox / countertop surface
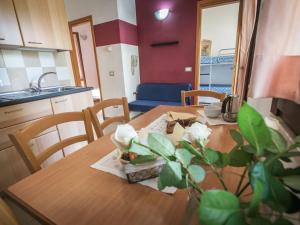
[0,86,93,107]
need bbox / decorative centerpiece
[114,103,300,225]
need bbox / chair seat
[129,100,181,112]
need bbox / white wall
[64,0,118,25]
[97,44,126,100]
[202,3,239,55]
[247,97,272,117]
[121,44,140,102]
[117,0,137,25]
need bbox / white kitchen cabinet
[29,130,63,168]
[51,91,94,155]
[0,90,93,190]
[0,0,23,46]
[0,146,30,191]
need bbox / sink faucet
[29,72,57,92]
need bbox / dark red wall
[136,0,197,86]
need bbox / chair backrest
[88,97,130,138]
[0,198,20,225]
[181,90,226,106]
[9,110,94,173]
[136,83,192,102]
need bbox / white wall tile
[2,50,25,68]
[26,67,43,84]
[39,52,55,67]
[0,68,10,86]
[56,67,71,80]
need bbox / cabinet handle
[0,37,5,41]
[28,41,43,44]
[4,108,23,114]
[54,99,68,104]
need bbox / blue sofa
[129,83,192,112]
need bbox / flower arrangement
[114,103,300,225]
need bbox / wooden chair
[181,90,226,106]
[0,198,20,225]
[9,110,94,173]
[88,97,130,138]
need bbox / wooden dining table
[4,105,240,225]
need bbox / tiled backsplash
[0,49,75,93]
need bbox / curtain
[235,0,258,105]
[248,0,300,104]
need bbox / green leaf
[282,175,300,191]
[274,218,293,225]
[180,141,203,159]
[130,155,157,164]
[267,128,288,153]
[198,190,240,225]
[148,133,175,157]
[230,129,244,146]
[249,180,263,216]
[129,141,153,156]
[158,161,182,190]
[175,148,193,168]
[267,159,285,177]
[281,151,300,158]
[266,176,300,213]
[228,149,252,167]
[187,165,205,183]
[250,162,270,201]
[203,148,219,164]
[214,152,230,168]
[237,103,272,156]
[242,145,256,154]
[175,174,189,189]
[225,212,248,225]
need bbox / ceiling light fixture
[154,8,170,21]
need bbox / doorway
[69,16,102,101]
[195,0,241,104]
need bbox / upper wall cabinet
[0,0,23,46]
[13,0,72,50]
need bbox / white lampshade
[154,9,169,20]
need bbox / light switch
[185,67,192,72]
[109,71,115,76]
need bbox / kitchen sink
[40,86,78,93]
[0,86,78,101]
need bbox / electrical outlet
[185,67,192,72]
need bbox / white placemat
[90,114,177,194]
[199,110,237,126]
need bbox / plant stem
[188,179,204,194]
[235,167,248,195]
[210,165,228,191]
[237,182,250,197]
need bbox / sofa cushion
[136,83,192,102]
[129,100,182,112]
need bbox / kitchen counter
[0,86,93,107]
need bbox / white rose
[114,124,138,148]
[182,122,212,146]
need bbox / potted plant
[124,103,300,225]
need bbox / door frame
[69,16,103,101]
[194,0,242,96]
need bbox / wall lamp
[154,8,170,21]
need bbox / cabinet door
[51,94,86,156]
[13,0,55,48]
[29,130,63,168]
[0,146,30,191]
[47,0,72,50]
[13,0,71,50]
[0,0,23,46]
